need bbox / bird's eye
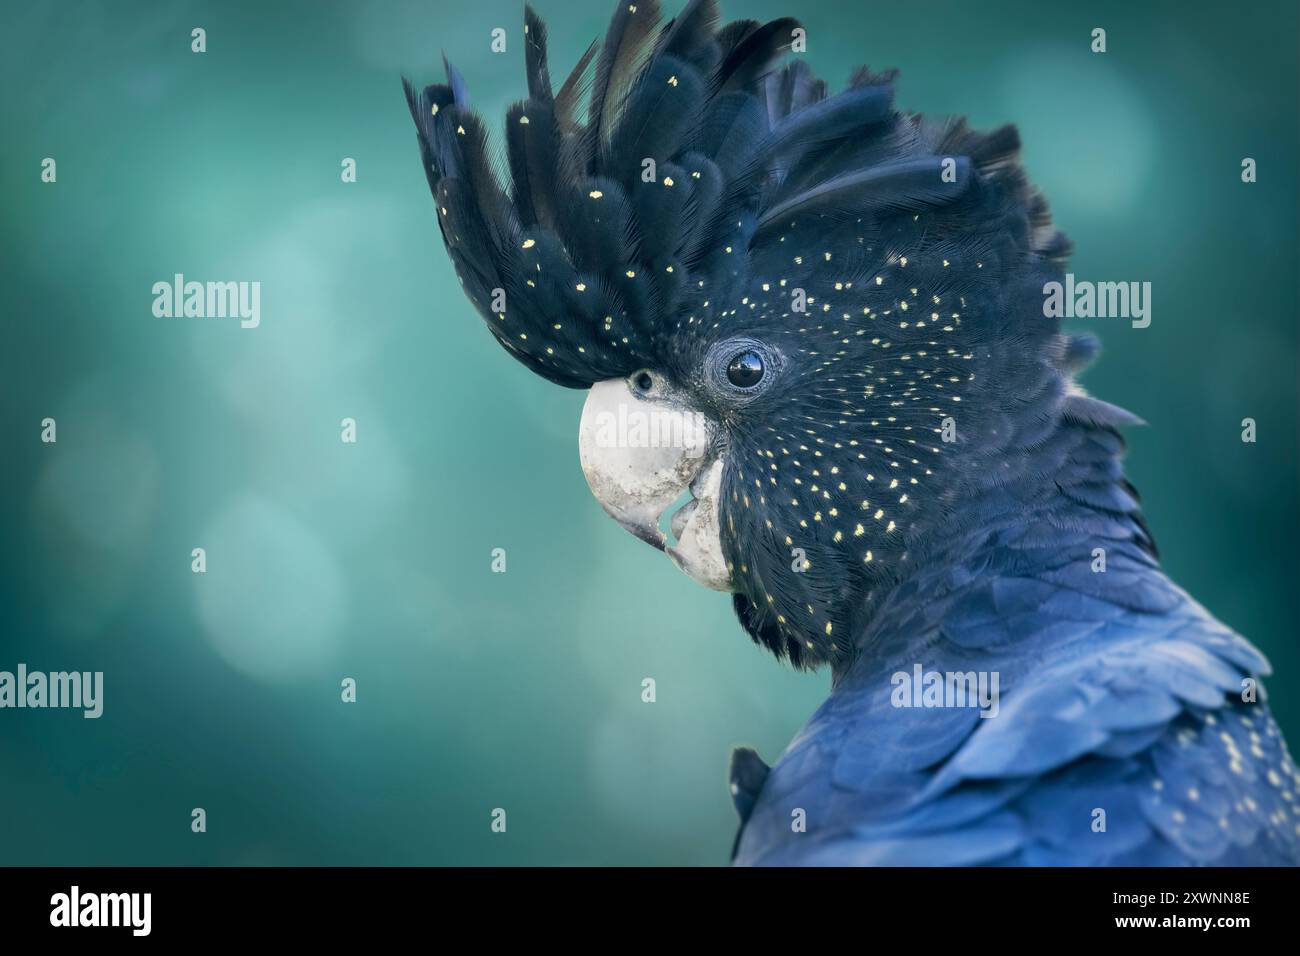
[726,351,765,389]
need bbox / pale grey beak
[578,378,732,591]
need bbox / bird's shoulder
[734,567,1299,865]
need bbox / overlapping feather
[403,0,1060,390]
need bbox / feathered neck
[835,393,1157,683]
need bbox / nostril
[634,371,654,393]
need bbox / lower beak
[577,378,732,591]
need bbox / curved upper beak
[577,378,732,591]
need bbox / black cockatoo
[403,0,1300,865]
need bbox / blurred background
[0,0,1296,865]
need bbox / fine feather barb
[523,4,552,102]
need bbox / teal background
[1,0,1296,865]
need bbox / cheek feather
[713,235,992,663]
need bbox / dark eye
[726,351,765,388]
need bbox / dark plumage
[404,0,1299,866]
